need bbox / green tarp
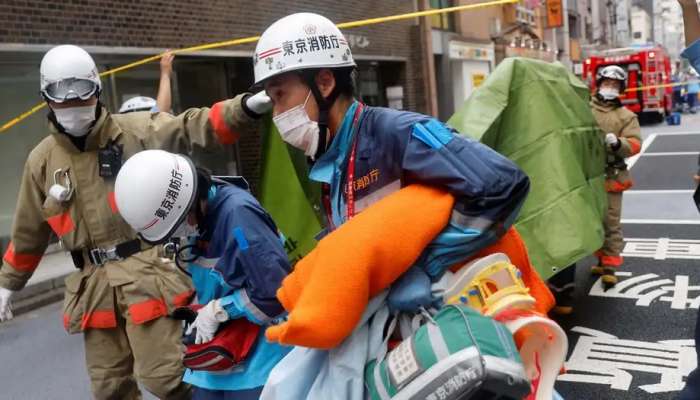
[449,57,606,279]
[258,116,323,266]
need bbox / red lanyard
[322,102,365,230]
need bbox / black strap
[301,71,342,161]
[70,250,85,269]
[114,239,142,258]
[71,239,142,269]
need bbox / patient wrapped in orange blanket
[265,185,454,349]
[266,184,553,348]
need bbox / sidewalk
[12,249,74,315]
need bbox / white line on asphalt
[627,133,657,169]
[621,218,700,224]
[649,131,700,136]
[641,152,700,156]
[624,237,700,259]
[625,238,700,243]
[625,190,695,194]
[655,238,670,260]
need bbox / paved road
[554,113,700,399]
[1,115,699,399]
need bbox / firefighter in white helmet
[0,44,271,399]
[590,65,642,288]
[119,95,158,113]
[115,150,291,399]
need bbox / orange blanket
[265,185,454,349]
[266,185,554,348]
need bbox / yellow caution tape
[626,80,699,93]
[0,0,517,134]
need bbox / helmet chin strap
[302,72,342,161]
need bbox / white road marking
[589,271,700,310]
[640,151,700,156]
[627,133,656,170]
[621,218,700,224]
[624,189,695,194]
[648,131,700,136]
[623,237,700,259]
[558,326,696,393]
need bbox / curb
[13,273,68,316]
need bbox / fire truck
[583,46,672,121]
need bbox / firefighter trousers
[83,285,191,400]
[602,191,624,259]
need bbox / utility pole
[561,0,571,67]
[592,0,601,44]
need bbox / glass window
[109,64,161,113]
[176,59,238,175]
[357,63,382,106]
[0,61,48,239]
[429,0,455,31]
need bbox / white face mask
[272,91,320,158]
[171,220,199,239]
[598,87,620,101]
[52,104,96,137]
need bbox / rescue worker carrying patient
[257,12,530,288]
[0,44,271,399]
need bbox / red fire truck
[583,46,672,121]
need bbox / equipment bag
[172,306,260,372]
[365,305,531,400]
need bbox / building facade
[0,0,430,241]
[425,0,558,120]
[631,6,653,45]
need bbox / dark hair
[300,67,356,99]
[195,167,212,201]
[332,67,356,98]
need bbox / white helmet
[40,45,101,103]
[253,12,356,85]
[115,150,197,244]
[596,65,627,91]
[119,96,157,113]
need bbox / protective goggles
[42,78,98,103]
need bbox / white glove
[605,133,620,147]
[245,91,273,115]
[0,287,14,322]
[185,299,228,344]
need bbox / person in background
[688,69,700,114]
[675,1,700,397]
[673,61,687,113]
[589,65,642,289]
[119,51,174,114]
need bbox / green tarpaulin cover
[449,57,606,279]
